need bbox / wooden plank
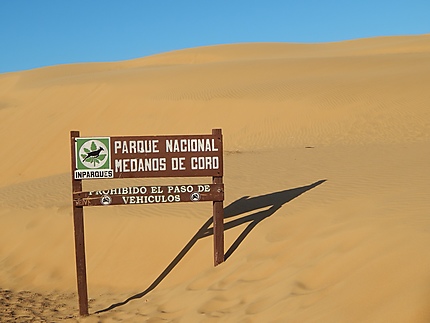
[73,133,223,180]
[73,183,224,207]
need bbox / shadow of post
[95,179,326,314]
[222,179,326,259]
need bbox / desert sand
[1,34,430,322]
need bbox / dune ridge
[1,34,430,322]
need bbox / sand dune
[1,34,430,322]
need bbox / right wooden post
[212,128,224,266]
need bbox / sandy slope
[1,34,430,322]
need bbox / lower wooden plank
[73,183,224,207]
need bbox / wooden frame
[70,129,224,316]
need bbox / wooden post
[212,129,224,266]
[70,131,89,316]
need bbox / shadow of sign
[95,179,326,314]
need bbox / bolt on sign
[70,129,225,316]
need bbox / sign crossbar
[73,183,224,207]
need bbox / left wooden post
[70,131,89,316]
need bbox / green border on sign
[75,137,111,170]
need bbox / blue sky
[1,1,429,73]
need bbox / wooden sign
[73,183,224,206]
[73,134,223,179]
[70,129,225,316]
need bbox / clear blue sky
[1,1,429,73]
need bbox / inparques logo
[74,137,113,179]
